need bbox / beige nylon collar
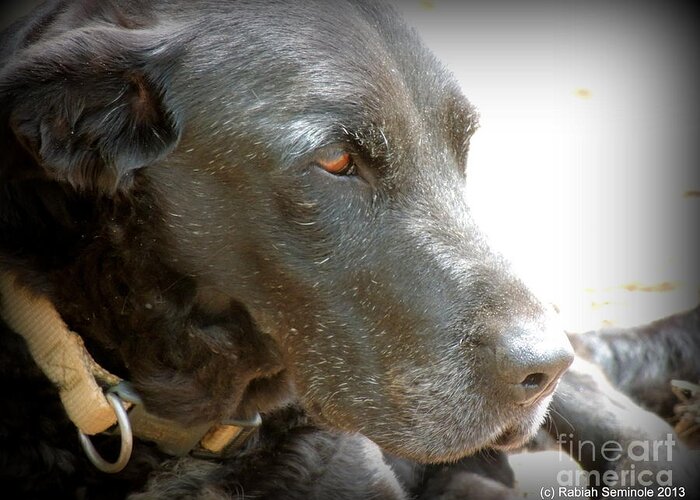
[0,273,122,435]
[0,272,260,470]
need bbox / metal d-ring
[77,392,133,473]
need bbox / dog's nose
[496,326,574,405]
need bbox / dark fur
[1,1,696,498]
[545,310,700,494]
[569,306,700,417]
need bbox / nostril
[512,371,558,406]
[504,349,572,405]
[494,325,575,405]
[520,372,548,389]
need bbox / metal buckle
[222,412,262,451]
[110,381,212,456]
[77,392,133,473]
[77,381,262,468]
[191,412,262,458]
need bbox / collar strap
[0,273,260,471]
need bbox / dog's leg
[384,451,520,499]
[547,357,699,496]
[132,428,408,500]
[568,306,700,417]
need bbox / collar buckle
[110,381,261,459]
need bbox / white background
[395,0,699,331]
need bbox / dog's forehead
[172,0,475,164]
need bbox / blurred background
[394,0,699,332]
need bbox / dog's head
[0,0,573,462]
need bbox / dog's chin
[488,395,553,452]
[414,394,554,462]
[308,388,554,464]
[489,424,537,451]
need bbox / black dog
[0,1,695,498]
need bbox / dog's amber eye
[317,151,355,175]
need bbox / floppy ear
[0,28,183,193]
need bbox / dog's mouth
[489,394,555,451]
[490,425,532,450]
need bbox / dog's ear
[0,28,183,193]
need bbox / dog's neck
[2,177,293,427]
[0,272,270,472]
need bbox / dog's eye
[316,151,356,176]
